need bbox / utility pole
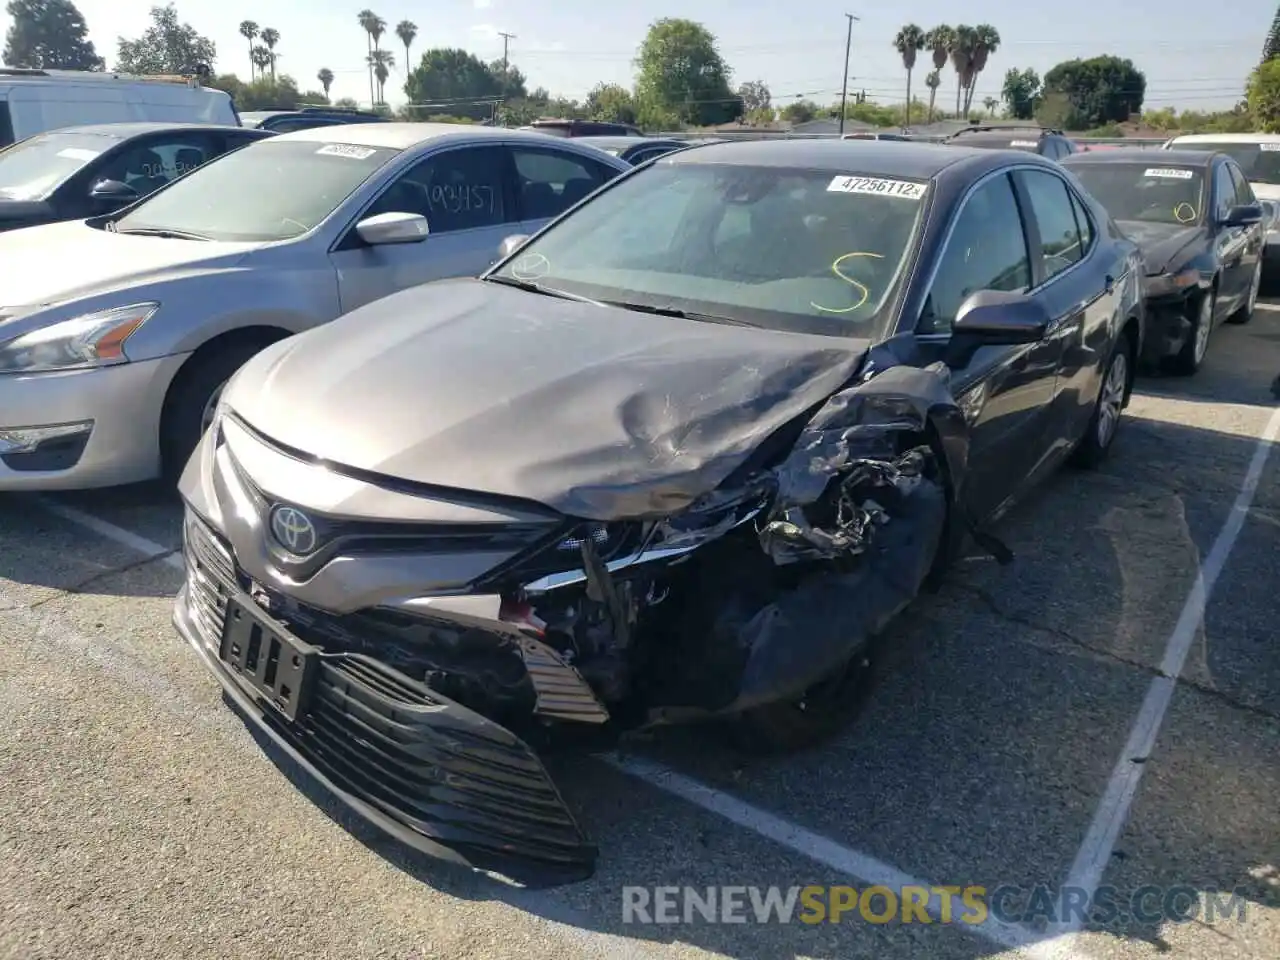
[838,13,859,136]
[498,31,516,71]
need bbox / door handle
[1104,274,1114,294]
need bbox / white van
[0,68,239,146]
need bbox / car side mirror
[355,211,429,245]
[88,178,138,205]
[497,234,530,260]
[945,289,1051,367]
[1221,203,1262,228]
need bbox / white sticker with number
[1010,139,1039,147]
[1143,167,1194,179]
[1260,142,1280,151]
[316,143,377,160]
[826,175,927,199]
[57,147,100,161]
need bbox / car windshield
[488,163,926,339]
[112,138,400,241]
[0,132,120,201]
[1171,141,1280,185]
[1068,162,1206,225]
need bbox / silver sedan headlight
[0,302,159,373]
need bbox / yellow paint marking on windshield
[810,251,884,314]
[1174,202,1197,223]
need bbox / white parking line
[35,497,184,570]
[1027,403,1280,960]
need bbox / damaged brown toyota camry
[173,138,1145,886]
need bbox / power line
[498,31,516,72]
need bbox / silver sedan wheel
[1192,293,1213,365]
[1096,350,1127,448]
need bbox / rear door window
[511,146,616,220]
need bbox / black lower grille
[179,510,595,884]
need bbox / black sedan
[174,138,1144,885]
[0,122,273,232]
[1063,148,1264,375]
[571,135,691,165]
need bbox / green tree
[237,20,257,79]
[209,72,326,110]
[3,0,103,70]
[316,67,333,99]
[1001,67,1040,119]
[396,20,416,71]
[736,79,770,113]
[1262,4,1280,64]
[357,10,385,108]
[964,24,1000,115]
[259,27,279,81]
[893,24,925,126]
[1040,55,1145,129]
[1249,58,1280,132]
[585,82,637,124]
[404,47,503,121]
[780,99,818,123]
[115,4,215,74]
[923,69,942,122]
[949,25,975,117]
[634,18,741,128]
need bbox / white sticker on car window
[1260,142,1280,151]
[826,175,927,199]
[1010,139,1039,147]
[56,147,100,161]
[316,143,377,160]
[1143,167,1194,179]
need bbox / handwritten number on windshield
[428,183,495,215]
[810,251,884,314]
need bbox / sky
[2,0,1275,113]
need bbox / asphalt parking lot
[2,305,1279,960]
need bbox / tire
[159,340,274,482]
[1167,287,1213,376]
[1227,259,1262,325]
[728,638,886,754]
[1071,332,1132,469]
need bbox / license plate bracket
[219,595,318,720]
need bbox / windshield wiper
[601,300,753,327]
[114,227,210,241]
[484,274,600,303]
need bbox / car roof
[664,136,1037,180]
[948,129,1049,145]
[35,121,255,138]
[267,121,583,150]
[573,136,682,150]
[1063,148,1218,167]
[1167,133,1280,144]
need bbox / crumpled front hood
[1117,220,1203,275]
[0,219,257,310]
[223,278,871,520]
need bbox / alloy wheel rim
[1193,295,1212,364]
[1097,352,1127,447]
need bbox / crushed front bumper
[173,513,597,887]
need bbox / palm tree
[950,25,977,118]
[924,70,941,122]
[357,10,379,106]
[396,20,417,74]
[924,26,955,118]
[367,49,395,103]
[260,27,280,81]
[318,67,334,100]
[893,24,926,127]
[238,21,259,80]
[983,96,998,117]
[250,45,272,82]
[964,25,1001,116]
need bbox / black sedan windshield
[0,132,120,201]
[489,162,927,339]
[1068,163,1206,225]
[1173,142,1280,185]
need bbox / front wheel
[1227,260,1262,325]
[1071,334,1132,469]
[159,341,274,482]
[1167,289,1213,376]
